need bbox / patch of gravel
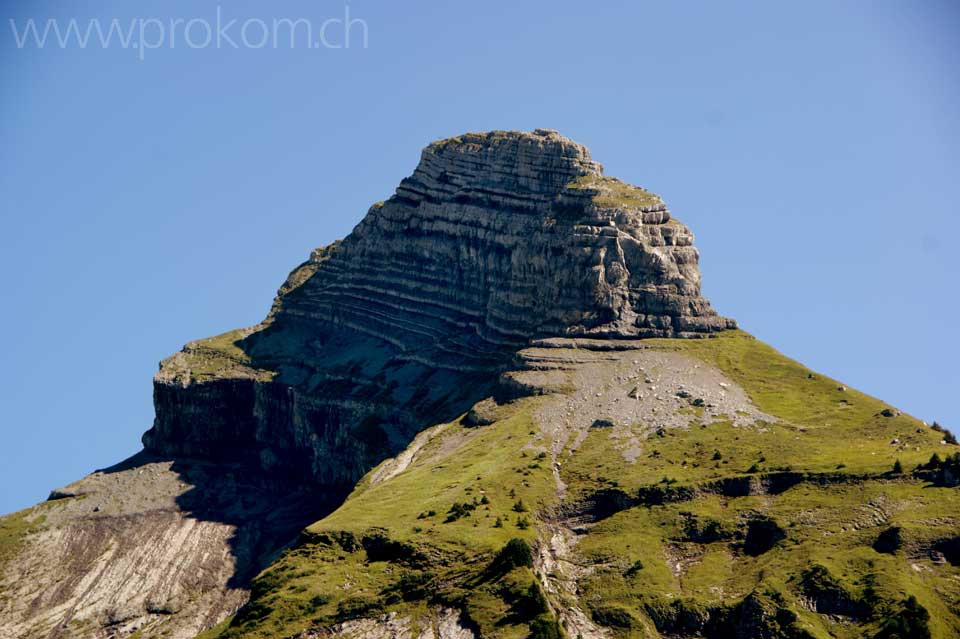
[369,423,450,485]
[530,345,777,464]
[534,524,609,639]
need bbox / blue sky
[1,0,958,514]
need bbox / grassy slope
[0,508,46,573]
[566,175,664,210]
[161,327,276,382]
[216,401,559,638]
[202,331,960,639]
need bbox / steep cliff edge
[275,129,733,349]
[2,130,957,639]
[142,129,733,490]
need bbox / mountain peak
[274,129,735,359]
[4,131,956,639]
[420,129,603,195]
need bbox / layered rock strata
[143,129,734,489]
[278,128,734,357]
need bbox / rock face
[0,454,338,639]
[279,129,734,357]
[142,129,734,489]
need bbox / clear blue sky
[1,1,958,514]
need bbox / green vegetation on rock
[0,508,45,572]
[566,174,664,210]
[159,327,276,383]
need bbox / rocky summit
[1,131,958,639]
[276,129,734,352]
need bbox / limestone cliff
[278,129,734,352]
[142,129,734,491]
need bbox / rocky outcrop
[143,323,496,488]
[142,129,734,487]
[0,453,338,639]
[278,129,734,357]
[298,609,477,639]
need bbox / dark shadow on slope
[143,317,510,485]
[97,450,348,590]
[123,314,512,623]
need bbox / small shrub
[624,559,644,576]
[892,459,904,475]
[931,422,957,444]
[486,538,533,577]
[513,500,528,513]
[505,582,549,619]
[445,501,478,523]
